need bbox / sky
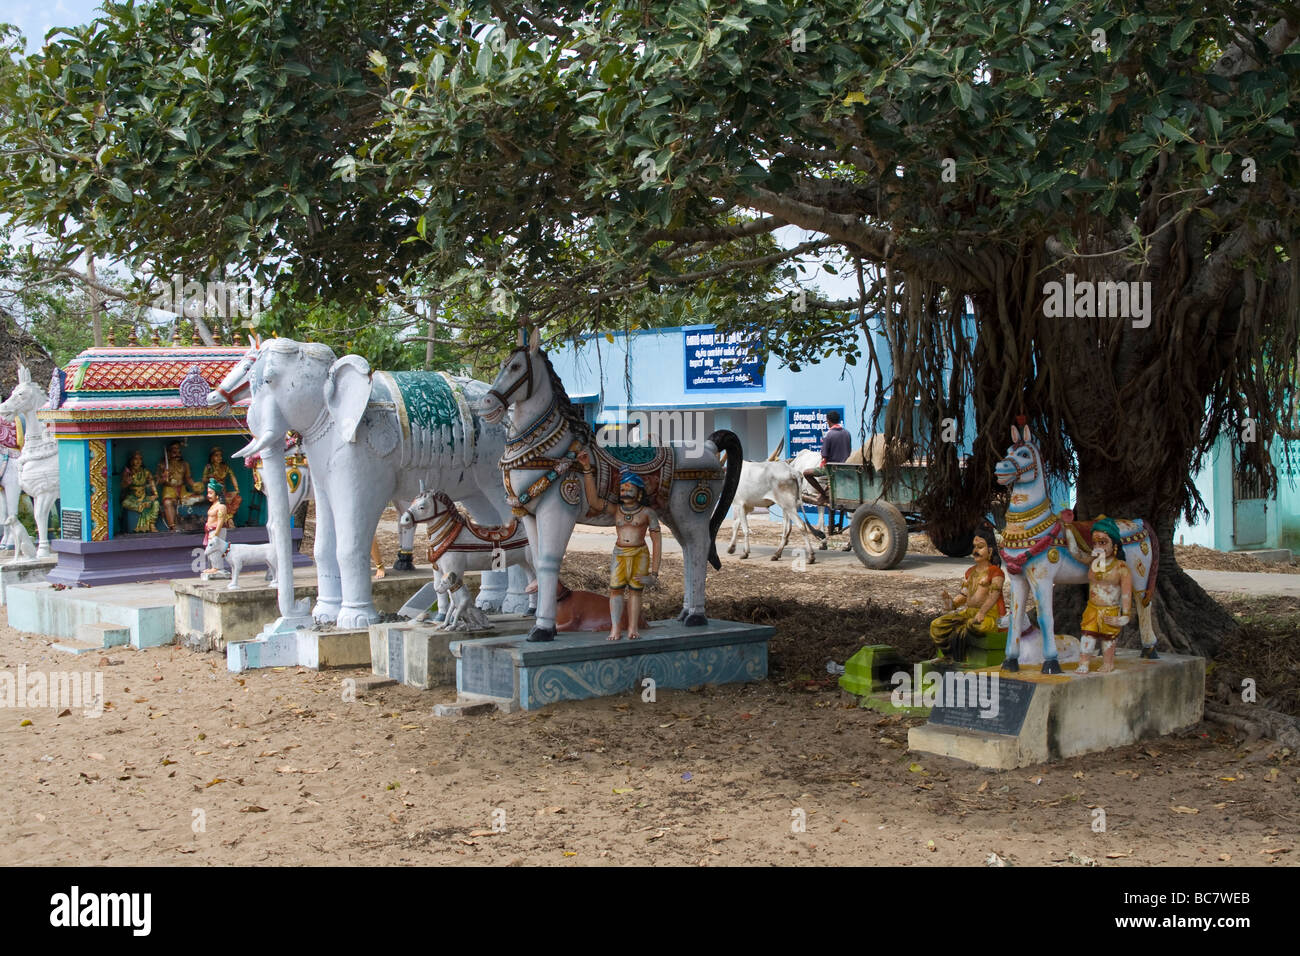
[2,0,103,53]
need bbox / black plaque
[461,643,515,698]
[929,675,1036,736]
[61,509,83,540]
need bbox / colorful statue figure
[120,450,161,533]
[576,454,662,641]
[157,441,203,530]
[203,478,234,544]
[1073,517,1133,675]
[203,446,242,523]
[0,416,21,550]
[994,418,1160,674]
[929,525,1006,661]
[480,329,740,644]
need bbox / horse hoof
[683,613,708,627]
[676,608,689,622]
[770,553,780,561]
[1041,659,1062,675]
[1140,646,1159,660]
[819,543,827,551]
[726,545,736,554]
[1000,657,1019,672]
[526,625,556,643]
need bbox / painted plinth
[227,624,372,671]
[370,615,534,690]
[48,526,308,588]
[175,567,430,652]
[0,556,58,605]
[447,619,773,713]
[907,650,1205,769]
[7,578,177,648]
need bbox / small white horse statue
[727,457,824,561]
[995,419,1160,674]
[479,328,742,643]
[202,530,278,590]
[0,416,23,550]
[399,489,536,630]
[0,366,60,558]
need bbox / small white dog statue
[203,532,277,590]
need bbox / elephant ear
[324,355,372,444]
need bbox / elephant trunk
[241,393,296,618]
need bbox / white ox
[726,457,824,561]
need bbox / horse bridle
[1002,442,1040,483]
[485,346,533,409]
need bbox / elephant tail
[707,429,743,570]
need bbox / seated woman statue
[928,525,1006,662]
[203,446,242,524]
[121,450,161,533]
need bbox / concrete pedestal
[370,615,534,690]
[226,622,373,671]
[907,650,1205,768]
[175,568,430,652]
[443,618,773,713]
[7,579,177,648]
[0,556,58,606]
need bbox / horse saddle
[590,443,675,507]
[462,515,522,546]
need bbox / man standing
[575,453,661,641]
[802,410,850,505]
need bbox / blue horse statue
[995,420,1161,674]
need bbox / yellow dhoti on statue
[929,607,1003,659]
[609,545,650,591]
[1081,603,1123,639]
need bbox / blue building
[546,323,1298,557]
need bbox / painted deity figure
[576,454,661,641]
[1075,516,1133,675]
[120,450,161,533]
[929,526,1006,661]
[157,441,203,530]
[203,479,234,545]
[202,447,242,524]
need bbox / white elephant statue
[0,367,60,558]
[208,338,527,629]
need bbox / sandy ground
[1,514,1296,867]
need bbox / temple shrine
[37,344,306,585]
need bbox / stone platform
[175,567,432,652]
[443,618,773,713]
[0,556,57,606]
[907,650,1205,769]
[227,623,375,671]
[6,578,178,648]
[370,615,535,690]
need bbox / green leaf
[416,214,427,239]
[107,178,132,202]
[290,194,310,216]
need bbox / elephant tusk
[234,430,278,460]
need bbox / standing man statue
[801,410,850,505]
[576,453,661,642]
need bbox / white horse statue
[399,489,537,630]
[0,367,60,558]
[0,416,23,550]
[995,420,1160,674]
[479,328,743,642]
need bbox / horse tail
[707,430,744,570]
[1143,518,1159,606]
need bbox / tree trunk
[86,255,103,348]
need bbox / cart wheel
[929,528,975,558]
[850,502,909,569]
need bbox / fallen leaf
[1105,851,1132,859]
[87,753,105,761]
[1170,805,1199,815]
[56,709,71,718]
[204,778,225,788]
[536,806,565,816]
[613,787,635,794]
[977,780,989,793]
[1219,853,1231,862]
[467,829,498,837]
[926,840,937,852]
[238,805,268,813]
[19,719,31,727]
[160,758,177,766]
[1261,846,1292,855]
[562,851,577,857]
[176,847,197,854]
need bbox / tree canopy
[2,0,1298,654]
